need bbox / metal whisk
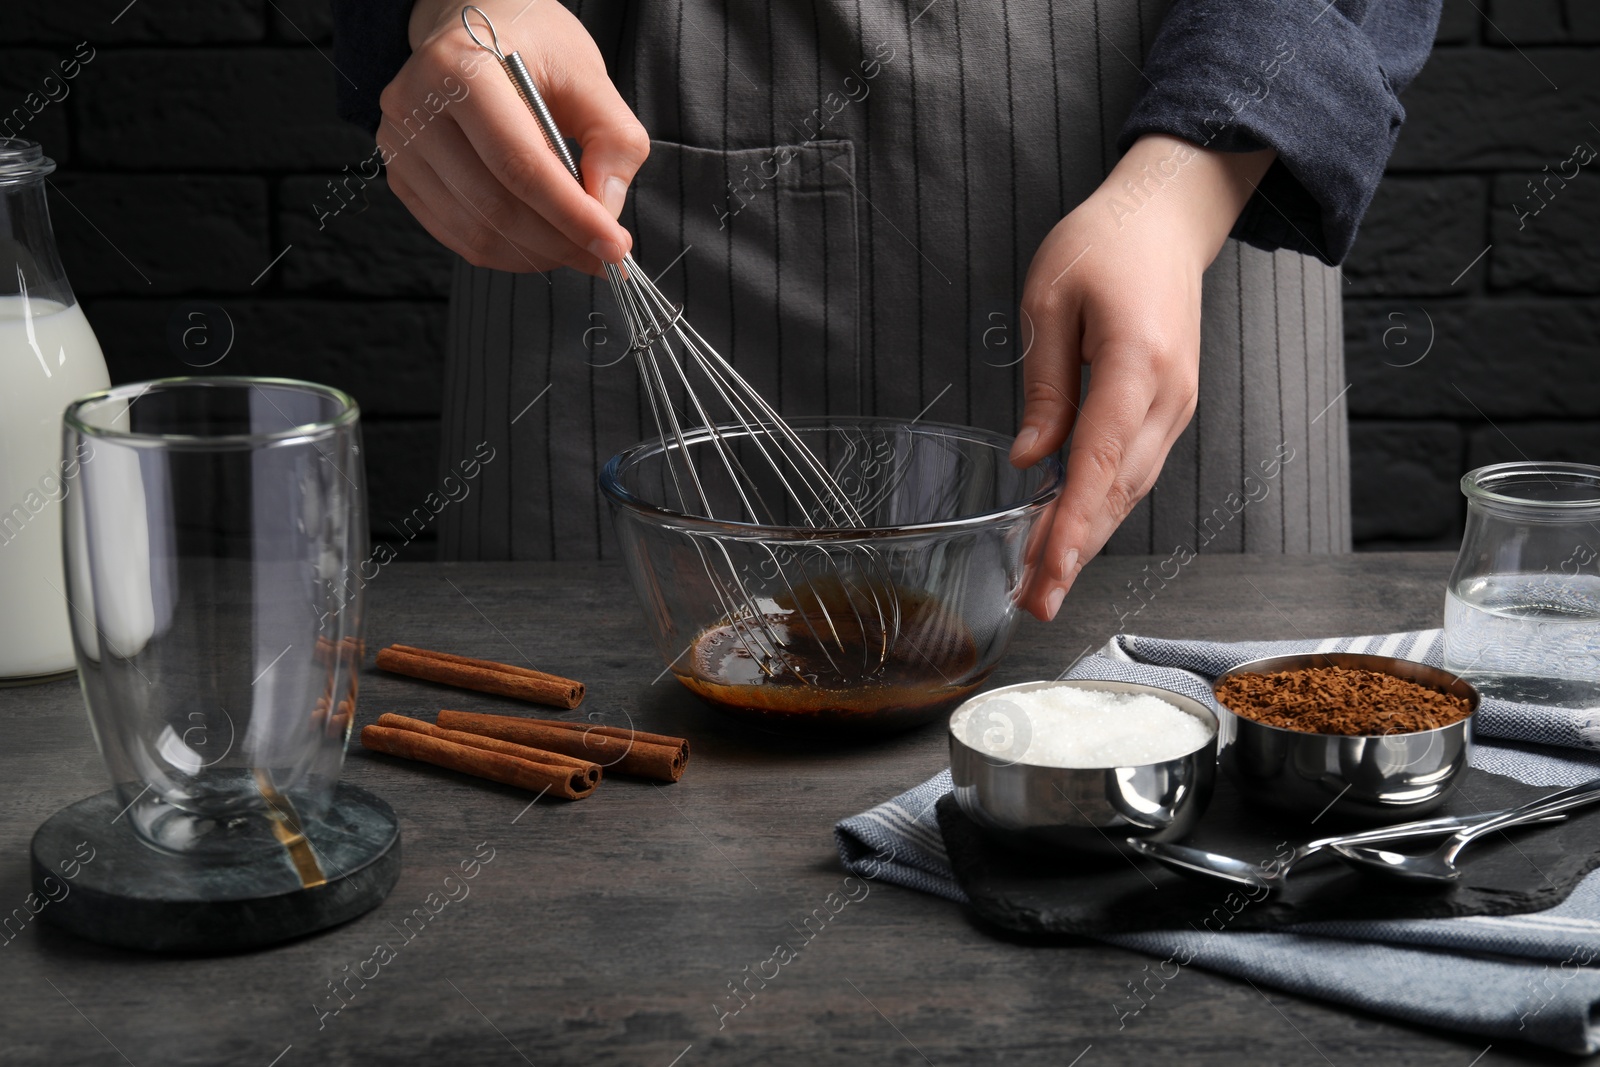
[462,7,901,683]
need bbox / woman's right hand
[381,0,649,276]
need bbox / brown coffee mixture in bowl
[1214,665,1473,736]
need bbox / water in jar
[1443,572,1600,708]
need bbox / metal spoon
[1331,777,1600,883]
[1128,808,1568,894]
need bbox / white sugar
[953,685,1213,768]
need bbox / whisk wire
[473,7,905,685]
[613,262,833,677]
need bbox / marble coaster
[31,783,401,952]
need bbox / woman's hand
[1011,134,1275,621]
[379,0,649,276]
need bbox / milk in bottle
[0,139,110,681]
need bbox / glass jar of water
[1443,462,1600,708]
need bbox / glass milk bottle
[0,139,110,683]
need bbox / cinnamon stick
[315,635,367,665]
[375,644,584,709]
[436,709,689,783]
[361,715,599,800]
[374,714,601,776]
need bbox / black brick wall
[1,0,454,560]
[3,0,1593,557]
[1344,0,1600,548]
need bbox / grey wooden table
[0,553,1576,1065]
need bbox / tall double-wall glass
[62,377,366,856]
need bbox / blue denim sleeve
[1115,0,1443,264]
[332,0,416,134]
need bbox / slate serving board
[937,767,1600,936]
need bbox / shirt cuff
[1116,1,1410,264]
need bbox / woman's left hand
[1010,134,1276,621]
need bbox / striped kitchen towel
[834,630,1600,1054]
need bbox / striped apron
[437,0,1350,561]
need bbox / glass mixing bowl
[600,416,1064,737]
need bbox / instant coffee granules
[1214,665,1472,735]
